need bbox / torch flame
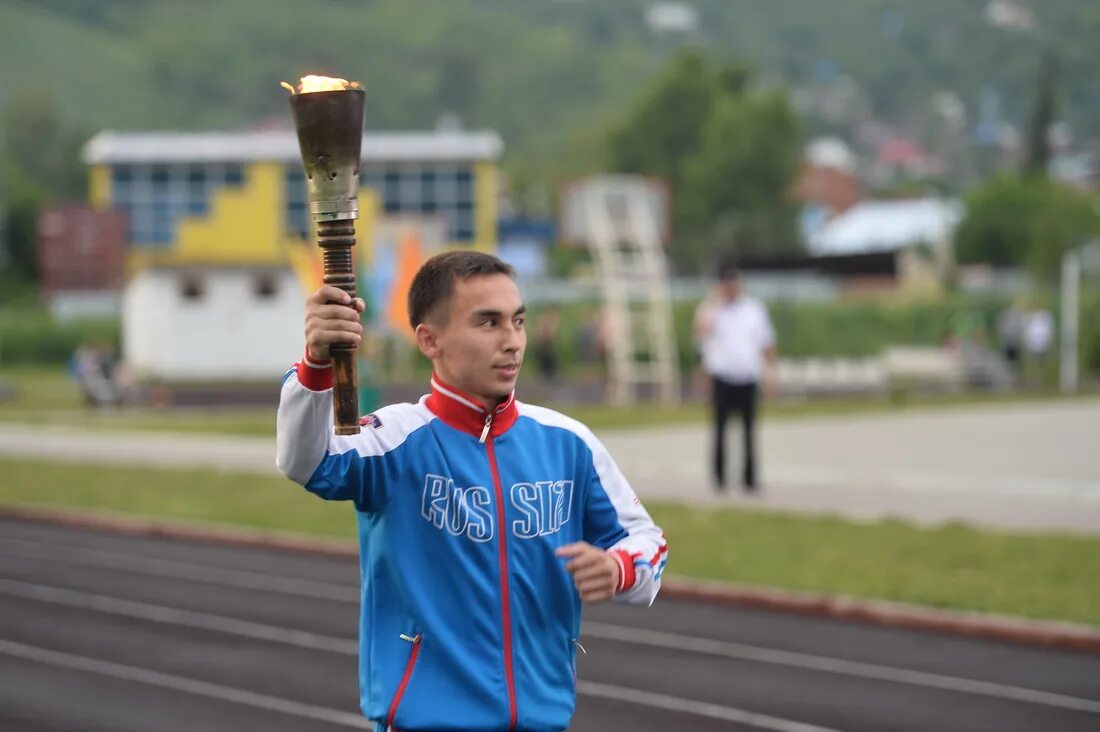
[281,75,362,95]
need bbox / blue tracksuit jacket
[276,361,667,731]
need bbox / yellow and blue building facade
[82,130,502,380]
[84,129,501,283]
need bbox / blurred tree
[609,51,800,271]
[1023,48,1058,178]
[0,162,46,292]
[3,91,86,199]
[0,90,89,293]
[1028,182,1100,279]
[545,243,592,279]
[608,50,721,190]
[955,177,1041,268]
[682,90,802,261]
[955,176,1100,280]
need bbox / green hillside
[0,3,159,127]
[2,0,1098,169]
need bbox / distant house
[645,2,700,34]
[874,136,937,180]
[794,137,863,242]
[807,197,963,294]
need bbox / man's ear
[415,322,442,360]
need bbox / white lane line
[582,621,1100,715]
[577,680,842,732]
[5,537,1100,715]
[0,580,824,732]
[0,536,360,602]
[0,638,371,729]
[0,578,357,655]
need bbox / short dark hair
[716,256,741,281]
[408,250,515,328]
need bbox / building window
[363,163,477,242]
[360,169,384,191]
[282,162,479,244]
[111,163,245,247]
[180,275,205,302]
[285,168,310,239]
[383,168,402,213]
[254,274,279,299]
[151,165,171,191]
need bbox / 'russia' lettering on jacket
[421,474,575,542]
[276,365,668,732]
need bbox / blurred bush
[530,294,1100,378]
[0,308,119,366]
[1083,293,1100,375]
[5,295,1098,380]
[955,176,1100,281]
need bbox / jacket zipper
[385,633,422,728]
[570,638,585,690]
[485,425,518,730]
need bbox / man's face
[420,274,527,406]
[718,276,741,301]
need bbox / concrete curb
[4,503,1099,654]
[0,504,357,560]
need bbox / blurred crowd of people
[70,340,137,408]
[529,306,607,386]
[997,301,1055,381]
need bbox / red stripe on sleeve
[610,549,638,592]
[295,350,333,392]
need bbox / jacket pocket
[385,632,423,728]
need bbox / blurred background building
[76,130,502,378]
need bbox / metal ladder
[580,176,679,405]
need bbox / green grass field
[3,457,1098,627]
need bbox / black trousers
[711,377,758,489]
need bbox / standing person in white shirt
[694,261,777,493]
[1023,307,1055,387]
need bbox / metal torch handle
[318,219,361,436]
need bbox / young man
[694,261,777,493]
[277,251,667,732]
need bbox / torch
[283,75,365,435]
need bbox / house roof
[806,137,858,173]
[808,198,963,256]
[82,129,503,165]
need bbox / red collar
[425,374,519,441]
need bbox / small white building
[807,197,964,294]
[808,198,963,257]
[123,266,305,380]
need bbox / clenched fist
[305,286,366,362]
[556,542,621,604]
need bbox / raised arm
[276,286,389,509]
